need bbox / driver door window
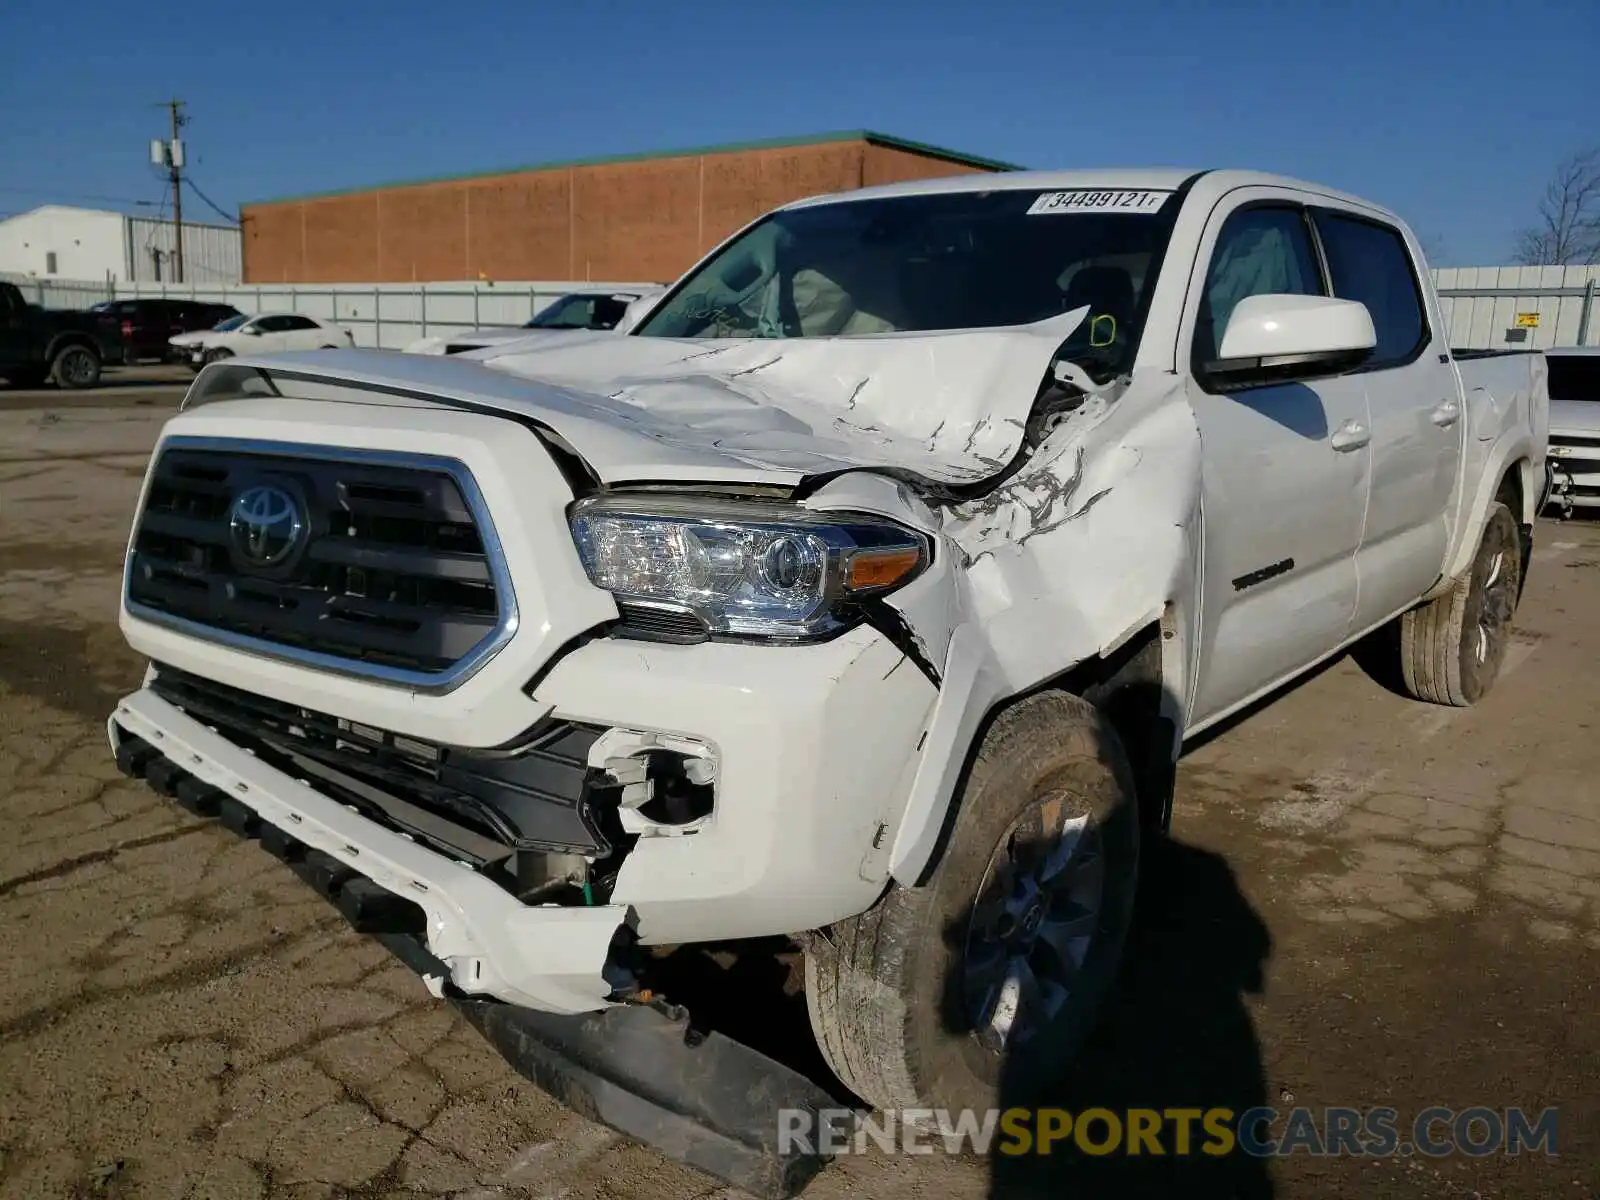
[1193,207,1324,367]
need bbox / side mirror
[1207,294,1375,384]
[242,326,262,336]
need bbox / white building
[0,205,242,284]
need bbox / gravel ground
[0,395,1594,1199]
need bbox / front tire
[804,692,1140,1111]
[1400,501,1523,706]
[49,343,101,389]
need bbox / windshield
[1549,355,1599,401]
[213,315,249,331]
[633,188,1183,369]
[526,293,633,330]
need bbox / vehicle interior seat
[789,242,907,335]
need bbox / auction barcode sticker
[1027,189,1173,215]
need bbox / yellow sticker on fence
[1515,312,1540,328]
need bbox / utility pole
[152,100,187,282]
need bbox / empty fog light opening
[588,727,716,836]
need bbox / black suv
[89,298,242,362]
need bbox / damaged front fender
[816,375,1204,887]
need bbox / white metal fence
[1,274,659,350]
[6,266,1598,350]
[1434,266,1598,351]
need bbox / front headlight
[570,494,929,641]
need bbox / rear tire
[49,343,101,389]
[804,691,1139,1111]
[1400,501,1523,706]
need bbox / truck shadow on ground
[984,831,1276,1199]
[638,832,1276,1198]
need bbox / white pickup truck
[110,169,1548,1117]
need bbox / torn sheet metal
[949,388,1203,693]
[885,379,1204,884]
[791,372,1201,698]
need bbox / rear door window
[1311,211,1429,368]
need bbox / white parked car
[402,288,664,355]
[111,170,1548,1147]
[1544,346,1599,514]
[171,312,353,369]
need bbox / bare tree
[1513,148,1600,266]
[1416,233,1449,266]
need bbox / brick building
[239,131,1017,284]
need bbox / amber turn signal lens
[845,547,924,592]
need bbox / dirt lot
[0,393,1595,1199]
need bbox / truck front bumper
[109,622,938,1014]
[111,690,839,1198]
[110,688,631,1014]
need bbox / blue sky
[1,0,1594,266]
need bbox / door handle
[1431,399,1461,427]
[1330,420,1371,452]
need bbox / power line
[184,175,240,226]
[0,185,159,209]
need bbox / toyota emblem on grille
[229,484,306,567]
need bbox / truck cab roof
[781,168,1404,226]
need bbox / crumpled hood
[170,329,218,347]
[212,309,1086,489]
[472,309,1087,486]
[1550,397,1600,434]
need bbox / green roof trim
[244,130,1023,207]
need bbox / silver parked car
[1546,347,1600,515]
